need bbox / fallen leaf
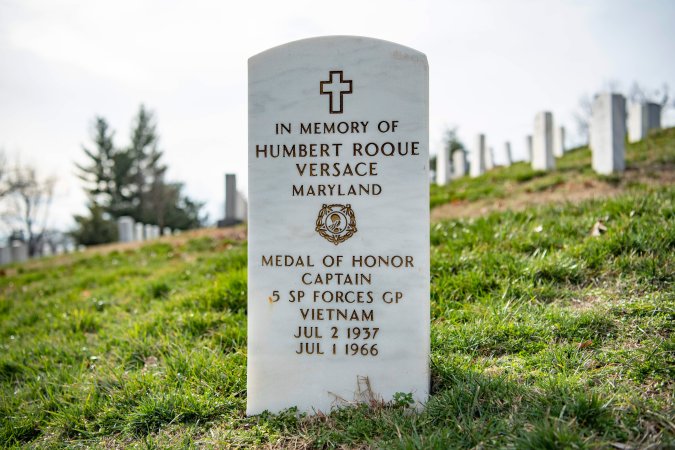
[578,340,593,349]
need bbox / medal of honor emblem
[315,204,357,245]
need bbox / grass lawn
[1,131,673,448]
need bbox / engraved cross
[320,71,352,114]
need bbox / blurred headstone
[144,224,153,240]
[485,146,494,170]
[236,192,248,222]
[533,111,554,170]
[436,146,450,185]
[591,93,626,175]
[0,246,10,265]
[553,126,565,157]
[135,223,144,241]
[503,141,512,166]
[525,135,533,162]
[470,134,486,177]
[628,102,662,143]
[11,241,28,263]
[117,216,134,242]
[452,148,467,177]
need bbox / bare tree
[2,162,56,256]
[573,93,594,144]
[0,150,14,199]
[628,81,670,107]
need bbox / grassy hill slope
[431,127,674,219]
[1,131,673,448]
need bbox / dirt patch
[431,165,673,222]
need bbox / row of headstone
[437,134,522,183]
[0,236,79,266]
[118,216,172,243]
[436,147,469,185]
[436,96,662,184]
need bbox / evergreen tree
[73,105,205,245]
[71,202,117,246]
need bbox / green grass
[1,132,674,448]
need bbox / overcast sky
[1,0,674,230]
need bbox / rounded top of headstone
[249,35,427,67]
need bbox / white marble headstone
[10,242,28,263]
[591,93,626,175]
[144,224,153,241]
[525,135,533,162]
[470,134,486,177]
[503,142,512,166]
[533,112,555,171]
[134,223,144,242]
[117,216,134,243]
[248,36,430,415]
[0,246,10,265]
[553,126,565,157]
[485,146,494,170]
[436,146,450,185]
[628,102,662,143]
[452,148,467,177]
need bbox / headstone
[0,246,10,265]
[224,174,239,225]
[163,227,172,236]
[435,146,450,185]
[591,93,626,175]
[485,146,494,170]
[452,148,467,178]
[645,103,662,132]
[470,134,486,177]
[525,135,533,162]
[553,126,565,157]
[532,112,555,170]
[627,103,642,143]
[628,102,662,143]
[235,192,248,222]
[135,223,145,241]
[10,241,28,263]
[144,224,153,241]
[503,142,512,166]
[247,36,430,415]
[117,216,135,243]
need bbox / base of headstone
[217,218,243,228]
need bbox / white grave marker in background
[248,36,430,415]
[553,126,565,157]
[533,112,554,171]
[452,148,467,178]
[628,102,662,143]
[591,93,626,175]
[436,146,450,185]
[470,134,486,177]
